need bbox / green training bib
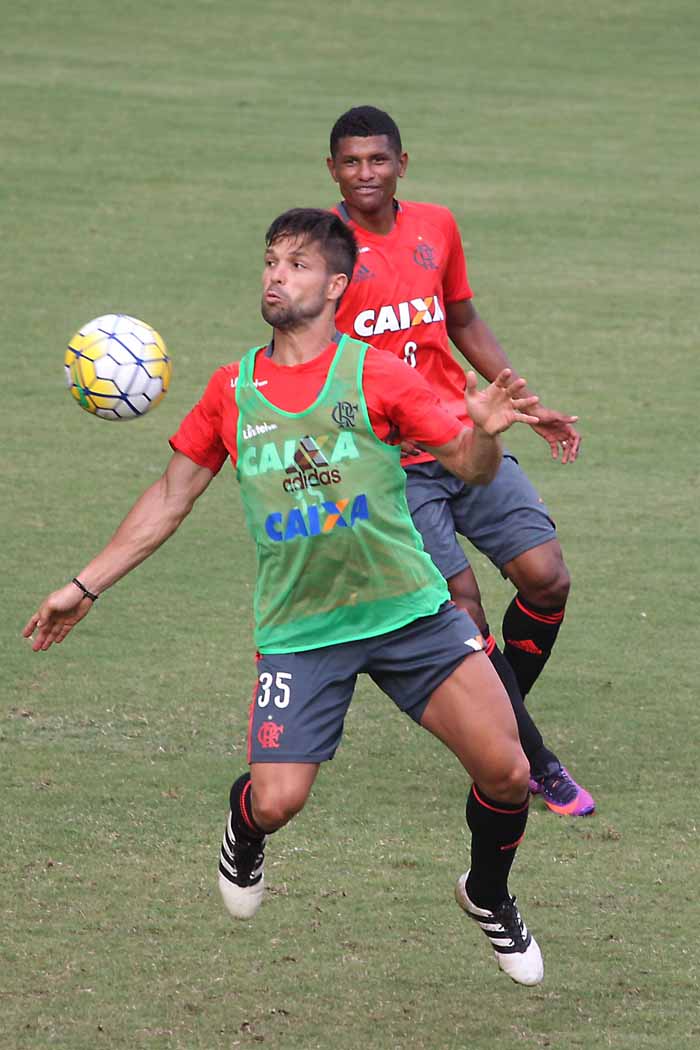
[235,334,448,652]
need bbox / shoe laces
[492,896,528,948]
[538,766,578,804]
[231,835,266,885]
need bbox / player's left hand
[22,583,95,652]
[466,369,540,436]
[399,439,422,457]
[529,406,581,464]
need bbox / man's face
[327,135,407,215]
[261,236,343,330]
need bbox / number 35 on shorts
[257,671,293,709]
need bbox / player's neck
[343,197,397,235]
[270,317,337,366]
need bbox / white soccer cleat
[455,871,544,986]
[218,810,266,920]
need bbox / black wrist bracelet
[72,577,99,602]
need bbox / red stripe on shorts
[246,652,262,764]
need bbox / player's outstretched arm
[23,452,214,652]
[422,370,539,485]
[446,300,581,464]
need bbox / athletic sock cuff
[514,594,565,623]
[472,784,529,815]
[229,773,265,839]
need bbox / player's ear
[326,155,338,182]
[328,271,349,304]
[398,151,408,178]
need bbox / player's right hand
[23,583,95,652]
[466,369,540,436]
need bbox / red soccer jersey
[334,200,474,464]
[169,338,464,474]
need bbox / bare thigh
[420,653,529,802]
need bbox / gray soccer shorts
[247,602,484,764]
[404,454,556,581]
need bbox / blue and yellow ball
[65,314,171,421]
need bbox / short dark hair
[265,208,357,282]
[329,106,402,158]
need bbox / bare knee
[533,562,570,608]
[251,784,309,832]
[479,752,530,804]
[508,549,571,609]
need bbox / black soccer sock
[502,594,566,698]
[485,631,559,776]
[229,773,266,842]
[465,784,529,910]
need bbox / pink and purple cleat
[529,765,595,816]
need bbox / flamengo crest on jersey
[352,295,445,337]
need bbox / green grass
[2,2,699,1047]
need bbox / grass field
[2,2,699,1047]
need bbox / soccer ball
[64,313,172,421]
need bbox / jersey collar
[265,330,343,358]
[336,199,402,225]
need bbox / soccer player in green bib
[24,209,546,985]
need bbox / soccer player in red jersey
[24,209,546,984]
[328,106,594,816]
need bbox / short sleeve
[363,348,464,447]
[169,367,232,474]
[442,210,473,304]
